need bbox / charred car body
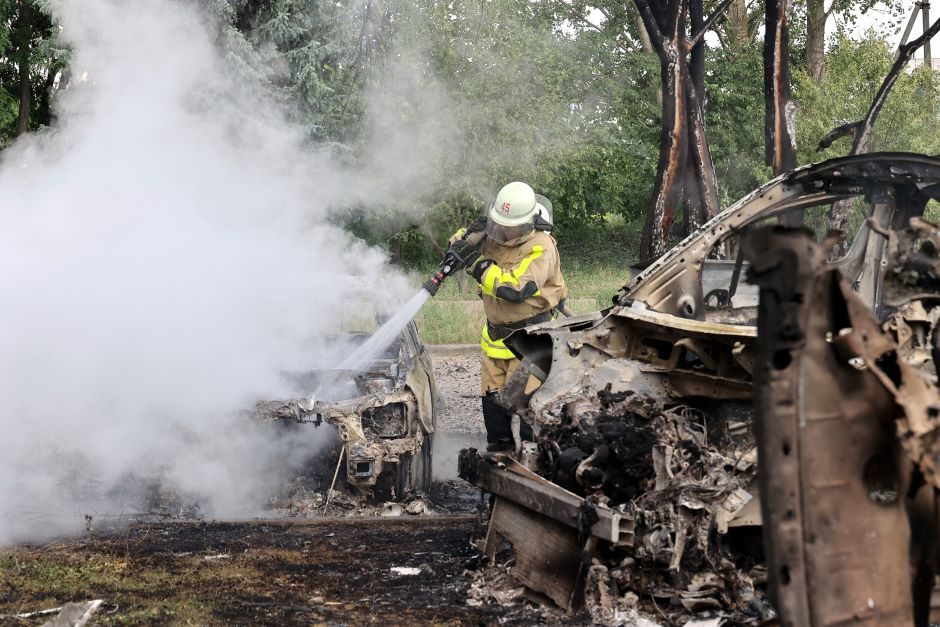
[459,153,940,619]
[260,297,436,501]
[747,216,940,625]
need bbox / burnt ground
[0,517,506,625]
[0,515,585,626]
[0,347,583,625]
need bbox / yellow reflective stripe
[511,245,543,284]
[482,246,545,297]
[480,324,515,359]
[480,339,514,359]
[480,264,500,296]
[499,270,518,286]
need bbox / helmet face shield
[486,217,533,244]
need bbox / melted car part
[745,226,917,626]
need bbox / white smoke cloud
[0,0,432,543]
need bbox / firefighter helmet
[488,182,545,227]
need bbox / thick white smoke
[0,0,433,543]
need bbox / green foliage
[795,35,940,162]
[214,0,359,143]
[345,0,664,266]
[704,43,772,203]
[1,0,935,273]
[0,0,65,146]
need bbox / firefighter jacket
[473,230,567,360]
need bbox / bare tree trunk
[629,3,662,106]
[683,0,718,233]
[764,0,796,174]
[764,0,799,225]
[925,2,933,70]
[631,3,654,54]
[805,0,826,82]
[637,1,689,261]
[681,0,705,238]
[36,68,59,128]
[635,0,732,261]
[686,76,719,230]
[15,0,32,137]
[641,49,688,259]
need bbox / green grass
[0,546,233,624]
[416,300,482,344]
[563,262,631,306]
[413,264,629,344]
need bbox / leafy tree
[798,35,940,161]
[0,0,66,147]
[796,0,904,81]
[349,0,662,265]
[717,0,763,50]
[208,0,360,145]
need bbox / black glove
[465,215,487,235]
[446,239,480,271]
[468,258,495,283]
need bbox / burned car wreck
[459,153,940,622]
[259,301,436,501]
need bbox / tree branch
[688,0,735,49]
[596,4,615,23]
[567,6,635,54]
[633,0,663,45]
[628,1,656,54]
[840,12,940,154]
[816,121,857,151]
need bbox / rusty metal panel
[745,226,913,627]
[459,449,634,546]
[485,497,588,611]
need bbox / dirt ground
[0,345,585,626]
[429,345,484,435]
[429,346,488,482]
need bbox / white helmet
[488,182,546,227]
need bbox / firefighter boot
[482,392,533,452]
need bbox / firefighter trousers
[480,353,535,446]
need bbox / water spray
[337,229,486,372]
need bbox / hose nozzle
[422,269,448,296]
[423,226,486,297]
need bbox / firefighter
[447,181,568,451]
